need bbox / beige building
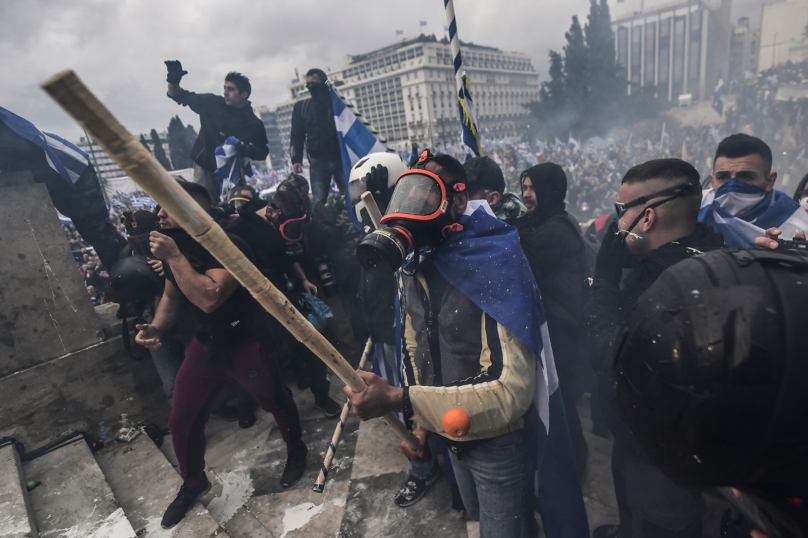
[757,0,808,72]
[612,0,732,102]
[729,17,759,79]
[274,34,539,161]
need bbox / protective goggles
[614,183,702,218]
[381,169,465,224]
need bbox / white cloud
[0,0,768,142]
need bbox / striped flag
[328,81,391,229]
[213,136,253,198]
[457,72,483,160]
[0,106,89,186]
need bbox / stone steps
[0,443,37,538]
[95,432,228,537]
[22,437,137,538]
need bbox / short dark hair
[176,179,212,209]
[714,134,773,174]
[463,156,505,194]
[225,72,251,97]
[622,158,700,186]
[271,189,304,217]
[427,153,467,188]
[306,68,327,82]
[239,185,257,198]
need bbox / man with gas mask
[348,151,547,537]
[225,189,342,418]
[134,180,307,529]
[290,68,343,207]
[588,159,724,538]
[700,134,808,248]
[612,244,808,538]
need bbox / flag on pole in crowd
[328,80,391,230]
[0,105,89,186]
[568,133,581,153]
[713,77,725,116]
[214,136,253,198]
[681,141,689,162]
[457,72,484,160]
[131,196,156,209]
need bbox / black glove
[594,220,625,285]
[366,165,394,206]
[235,141,262,160]
[165,60,187,84]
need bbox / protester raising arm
[165,60,187,98]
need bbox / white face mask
[800,196,808,210]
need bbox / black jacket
[289,84,341,165]
[512,210,588,394]
[587,223,724,451]
[169,90,268,171]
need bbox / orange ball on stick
[442,408,471,437]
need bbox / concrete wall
[0,173,169,450]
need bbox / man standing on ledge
[290,68,343,207]
[165,60,268,204]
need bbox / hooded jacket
[289,83,342,165]
[587,222,725,451]
[169,90,268,171]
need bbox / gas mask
[356,150,465,276]
[270,203,307,245]
[122,210,159,257]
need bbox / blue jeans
[410,433,441,481]
[308,156,344,206]
[149,332,194,405]
[448,423,537,538]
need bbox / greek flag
[0,106,88,186]
[131,196,155,209]
[329,81,391,229]
[213,136,252,198]
[456,72,483,160]
[699,179,808,248]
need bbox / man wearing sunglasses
[588,159,724,538]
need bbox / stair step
[95,433,227,537]
[0,444,37,538]
[22,437,136,538]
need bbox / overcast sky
[1,0,771,142]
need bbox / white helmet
[348,152,409,226]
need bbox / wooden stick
[41,70,418,450]
[313,338,374,493]
[359,191,383,230]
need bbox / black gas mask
[356,150,465,276]
[122,210,160,257]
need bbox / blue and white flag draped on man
[410,200,589,538]
[699,179,808,248]
[214,136,252,199]
[328,80,392,230]
[0,106,89,186]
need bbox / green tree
[139,134,151,152]
[150,129,173,171]
[564,15,589,123]
[166,116,195,169]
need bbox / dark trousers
[169,338,304,488]
[611,439,705,538]
[308,156,344,207]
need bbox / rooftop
[346,33,502,65]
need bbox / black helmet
[108,255,164,309]
[613,248,808,529]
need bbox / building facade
[757,0,808,72]
[76,136,125,183]
[254,106,287,169]
[729,17,759,80]
[612,0,732,102]
[275,34,539,160]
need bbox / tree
[166,116,195,169]
[585,0,623,129]
[139,134,151,152]
[150,129,173,171]
[564,15,589,122]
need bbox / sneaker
[314,395,342,418]
[393,470,439,507]
[238,400,257,429]
[160,476,211,529]
[281,445,307,487]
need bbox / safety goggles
[614,183,701,218]
[381,169,454,224]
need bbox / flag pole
[444,0,464,94]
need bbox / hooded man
[290,69,343,207]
